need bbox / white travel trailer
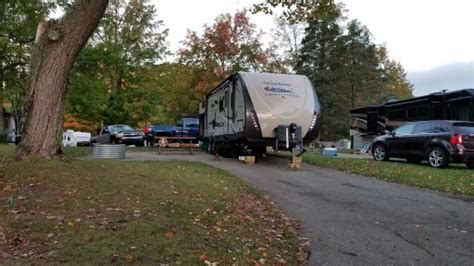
[62,130,91,147]
[199,72,321,157]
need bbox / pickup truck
[144,116,200,144]
[174,116,199,138]
[91,124,144,146]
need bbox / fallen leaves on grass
[164,228,177,238]
[0,156,305,264]
[199,252,208,262]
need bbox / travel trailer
[349,88,474,149]
[62,130,91,147]
[199,72,321,157]
[351,88,474,134]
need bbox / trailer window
[231,89,235,111]
[406,106,429,120]
[219,99,224,112]
[432,103,445,119]
[448,101,471,121]
[225,90,229,108]
[387,109,405,121]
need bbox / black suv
[372,120,474,168]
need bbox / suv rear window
[453,122,474,134]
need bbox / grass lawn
[274,151,474,196]
[0,145,302,264]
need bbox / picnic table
[154,136,199,155]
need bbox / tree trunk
[0,63,4,143]
[351,84,355,109]
[17,0,108,158]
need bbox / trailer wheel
[232,147,245,158]
[251,147,267,157]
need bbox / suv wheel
[427,147,448,168]
[373,144,389,161]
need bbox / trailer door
[229,76,245,135]
[207,83,229,137]
[367,111,378,133]
[220,83,233,136]
[206,92,220,137]
[224,86,230,135]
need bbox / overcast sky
[153,0,474,96]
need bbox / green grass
[0,145,301,264]
[274,151,474,196]
[333,148,356,154]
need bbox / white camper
[6,116,17,143]
[199,72,321,157]
[62,130,91,147]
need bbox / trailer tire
[251,147,267,157]
[218,147,242,158]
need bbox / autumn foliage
[178,11,283,95]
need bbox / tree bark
[17,0,109,158]
[0,63,4,143]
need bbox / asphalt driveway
[127,151,474,265]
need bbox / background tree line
[258,0,413,139]
[2,0,412,143]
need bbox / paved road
[127,151,474,265]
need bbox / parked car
[372,120,474,168]
[92,124,144,146]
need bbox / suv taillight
[450,134,463,145]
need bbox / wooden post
[288,148,303,171]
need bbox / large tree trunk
[17,0,108,158]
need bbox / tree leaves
[67,0,169,127]
[292,1,413,139]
